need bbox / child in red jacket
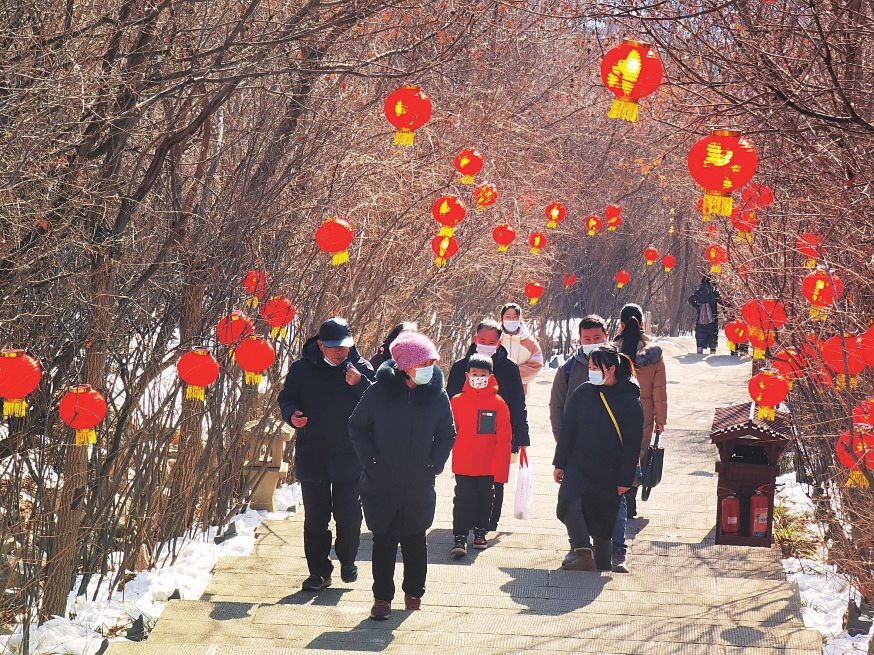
[449,354,513,556]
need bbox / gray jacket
[548,348,591,441]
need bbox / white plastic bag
[513,446,533,520]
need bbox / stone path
[107,336,823,655]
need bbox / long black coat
[553,378,644,492]
[349,362,456,536]
[276,336,375,483]
[446,344,530,449]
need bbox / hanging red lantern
[796,233,823,268]
[687,129,758,217]
[802,267,843,320]
[242,270,269,306]
[524,282,544,305]
[821,334,867,390]
[661,255,677,272]
[615,270,631,289]
[518,194,537,210]
[544,202,566,228]
[643,247,659,266]
[741,183,774,210]
[600,40,663,123]
[836,429,872,471]
[432,234,459,267]
[383,85,432,146]
[605,204,622,231]
[234,335,276,386]
[59,385,107,445]
[562,273,577,289]
[861,325,874,368]
[854,398,874,430]
[748,369,789,421]
[261,297,296,338]
[528,231,547,254]
[584,215,603,236]
[216,311,255,346]
[742,298,787,333]
[473,183,498,211]
[723,320,749,354]
[729,208,759,241]
[492,224,516,252]
[705,244,728,273]
[177,349,221,402]
[454,148,483,184]
[0,350,41,418]
[747,327,775,360]
[315,217,354,266]
[431,195,467,237]
[772,348,804,389]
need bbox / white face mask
[324,356,340,367]
[413,365,434,385]
[468,375,490,389]
[588,369,605,385]
[476,343,498,356]
[502,320,521,333]
[581,343,601,355]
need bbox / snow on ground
[776,472,873,654]
[0,483,301,655]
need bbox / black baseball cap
[319,317,354,347]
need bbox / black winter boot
[593,538,613,572]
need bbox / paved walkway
[107,337,823,655]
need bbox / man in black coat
[446,318,529,530]
[688,276,722,354]
[277,317,375,591]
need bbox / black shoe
[451,535,467,556]
[472,529,487,550]
[301,574,331,591]
[340,565,358,583]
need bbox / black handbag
[640,430,664,501]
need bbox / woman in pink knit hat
[349,331,456,620]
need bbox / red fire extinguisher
[720,490,741,535]
[749,486,771,537]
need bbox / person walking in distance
[277,317,376,591]
[688,276,722,354]
[446,319,529,532]
[349,331,455,620]
[499,303,544,394]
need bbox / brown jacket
[614,334,667,457]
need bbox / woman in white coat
[500,303,543,394]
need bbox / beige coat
[502,326,543,391]
[614,334,667,458]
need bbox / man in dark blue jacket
[446,318,529,531]
[277,317,375,591]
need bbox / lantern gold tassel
[607,98,639,123]
[434,257,446,268]
[848,471,870,488]
[438,226,455,237]
[394,129,415,146]
[753,348,766,359]
[3,399,27,418]
[757,405,775,421]
[809,306,828,320]
[710,264,723,274]
[702,191,732,217]
[185,385,205,402]
[245,372,263,385]
[460,175,474,184]
[75,429,97,446]
[496,245,509,252]
[331,250,349,266]
[528,297,538,305]
[727,341,736,353]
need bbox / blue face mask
[588,369,605,385]
[413,365,434,385]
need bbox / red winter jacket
[450,376,513,484]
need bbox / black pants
[695,322,718,350]
[300,480,362,578]
[489,481,504,530]
[557,488,623,548]
[371,522,427,602]
[452,475,494,536]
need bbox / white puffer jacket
[502,325,544,389]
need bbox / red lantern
[600,40,663,123]
[0,350,41,418]
[741,183,774,210]
[605,204,622,231]
[748,369,789,421]
[315,217,354,266]
[383,85,432,146]
[518,194,537,210]
[729,208,759,241]
[747,327,775,360]
[835,429,874,471]
[615,270,631,289]
[687,129,758,216]
[528,231,547,254]
[802,267,843,320]
[861,325,874,368]
[524,282,544,305]
[242,270,269,305]
[261,297,296,338]
[643,247,659,266]
[772,348,804,389]
[796,233,822,268]
[216,311,255,346]
[492,224,516,252]
[661,255,677,272]
[584,215,603,236]
[723,320,749,353]
[431,195,467,237]
[741,298,786,333]
[234,335,276,385]
[562,273,577,289]
[59,385,107,445]
[545,202,566,228]
[854,398,874,430]
[177,349,220,402]
[705,244,728,273]
[821,334,867,389]
[473,183,498,211]
[454,148,483,184]
[432,234,459,267]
